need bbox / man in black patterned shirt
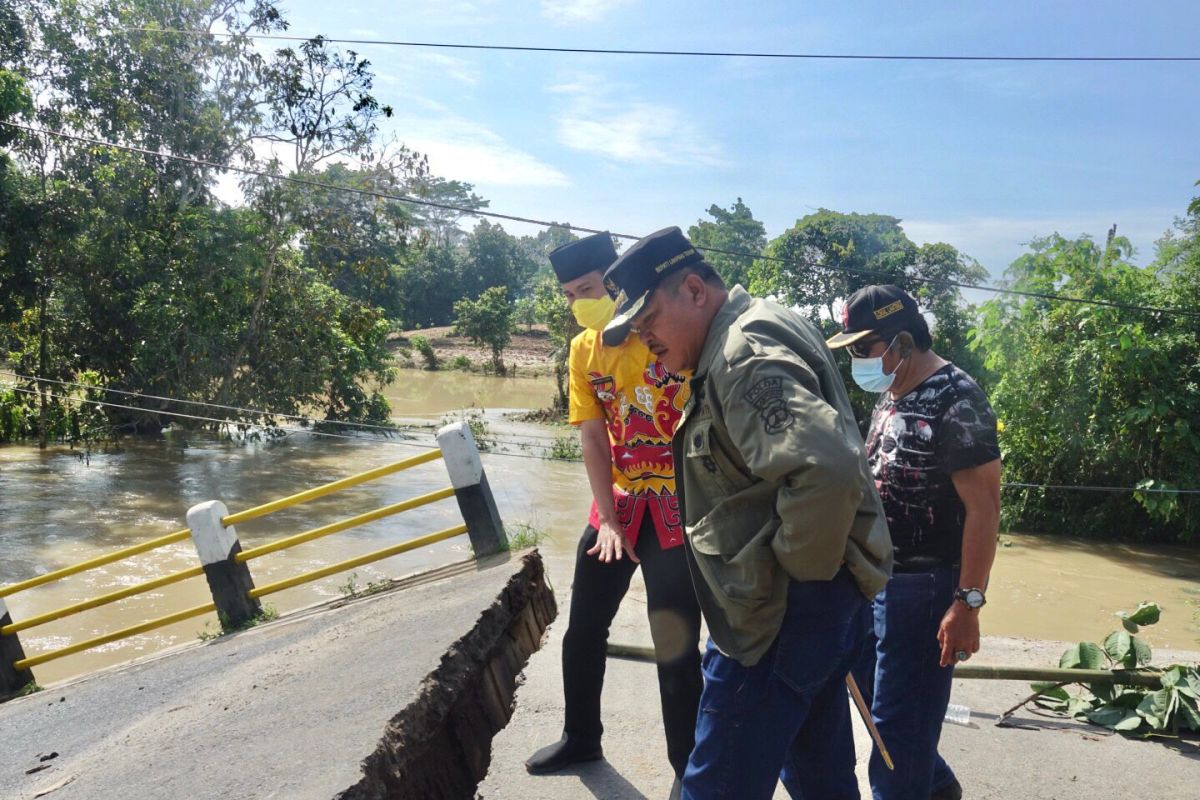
[827,285,1001,800]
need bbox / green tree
[752,209,988,422]
[533,275,582,412]
[462,220,538,301]
[453,286,514,374]
[972,228,1200,542]
[687,198,766,287]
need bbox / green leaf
[1135,689,1171,730]
[1078,641,1106,669]
[1131,636,1152,666]
[1127,602,1161,627]
[1118,615,1140,634]
[1103,631,1133,667]
[1087,705,1132,729]
[1031,681,1063,693]
[1113,712,1146,732]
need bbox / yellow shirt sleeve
[568,331,604,425]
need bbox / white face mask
[850,337,905,393]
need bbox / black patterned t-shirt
[865,364,1000,572]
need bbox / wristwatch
[954,587,986,610]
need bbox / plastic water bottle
[943,703,971,726]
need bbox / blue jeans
[682,568,869,800]
[852,566,959,800]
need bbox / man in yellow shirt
[525,233,702,796]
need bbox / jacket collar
[695,285,752,380]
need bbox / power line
[0,370,423,437]
[126,28,1200,63]
[4,120,1197,320]
[5,381,1195,495]
[0,371,568,443]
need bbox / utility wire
[4,120,1197,320]
[6,381,1197,495]
[0,370,568,443]
[0,370,422,437]
[126,28,1200,63]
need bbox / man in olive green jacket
[602,227,892,800]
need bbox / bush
[409,334,439,371]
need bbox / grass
[548,433,582,461]
[196,603,280,641]
[506,519,552,550]
[337,571,392,599]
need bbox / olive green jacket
[673,286,893,666]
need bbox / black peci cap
[600,227,704,346]
[548,232,619,284]
[825,284,923,349]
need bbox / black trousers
[561,515,703,777]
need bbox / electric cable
[4,120,1196,319]
[125,28,1200,64]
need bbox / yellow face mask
[571,295,617,331]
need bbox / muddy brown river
[2,369,1197,686]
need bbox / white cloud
[541,0,636,24]
[399,113,570,188]
[552,79,726,167]
[903,211,1178,276]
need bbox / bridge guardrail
[1,421,505,699]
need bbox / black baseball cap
[548,232,618,284]
[825,284,922,349]
[600,227,704,346]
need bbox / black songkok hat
[548,232,619,284]
[600,226,703,346]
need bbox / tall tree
[687,198,766,287]
[972,229,1200,542]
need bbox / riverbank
[390,326,559,377]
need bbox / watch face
[958,588,985,608]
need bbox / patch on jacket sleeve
[745,376,794,434]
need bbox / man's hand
[937,601,980,668]
[586,519,639,563]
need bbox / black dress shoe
[525,735,603,774]
[931,777,963,800]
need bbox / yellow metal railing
[222,450,443,526]
[4,448,457,677]
[0,528,192,598]
[1,565,205,635]
[248,523,468,599]
[234,486,456,563]
[14,602,218,671]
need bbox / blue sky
[267,0,1200,281]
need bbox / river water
[2,369,1197,686]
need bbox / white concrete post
[436,422,508,557]
[1,597,35,699]
[186,500,261,630]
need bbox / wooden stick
[846,674,895,771]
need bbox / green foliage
[440,408,492,451]
[449,354,473,371]
[199,603,280,640]
[506,520,552,550]
[453,286,514,374]
[750,209,988,424]
[409,335,439,370]
[972,230,1200,542]
[549,432,582,461]
[532,275,581,413]
[687,197,766,286]
[337,571,391,598]
[16,680,42,697]
[1033,603,1200,737]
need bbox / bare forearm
[580,421,618,525]
[958,508,998,592]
